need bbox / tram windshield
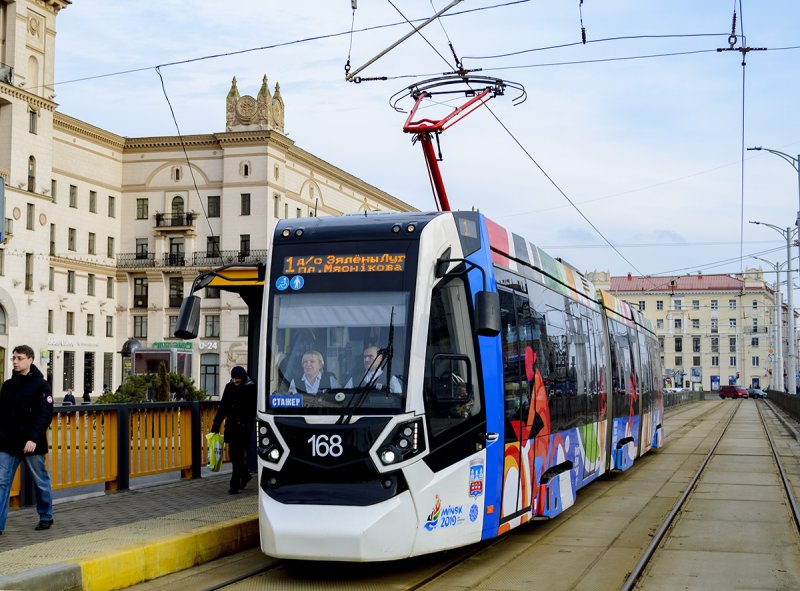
[267,291,409,415]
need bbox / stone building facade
[0,0,413,397]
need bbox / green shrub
[96,372,207,404]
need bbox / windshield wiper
[336,308,395,425]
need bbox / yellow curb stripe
[76,514,259,591]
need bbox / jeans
[0,451,53,532]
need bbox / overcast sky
[52,1,800,283]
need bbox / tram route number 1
[307,434,344,458]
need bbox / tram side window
[610,320,632,420]
[500,289,523,442]
[545,306,569,433]
[424,276,481,438]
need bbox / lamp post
[749,145,800,391]
[752,256,786,392]
[749,221,796,394]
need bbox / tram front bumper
[260,490,418,561]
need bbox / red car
[719,385,748,399]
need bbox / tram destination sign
[282,253,406,274]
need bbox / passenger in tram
[289,350,340,394]
[345,345,402,393]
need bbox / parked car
[747,387,768,399]
[719,385,748,399]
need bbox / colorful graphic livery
[177,210,664,561]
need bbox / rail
[10,400,226,508]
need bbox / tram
[176,210,663,561]
[175,76,663,561]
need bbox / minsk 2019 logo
[424,495,442,531]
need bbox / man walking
[0,345,55,534]
[211,366,257,494]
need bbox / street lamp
[752,256,786,392]
[749,145,800,392]
[749,221,797,394]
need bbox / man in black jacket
[0,345,54,533]
[211,366,257,494]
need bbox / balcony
[115,250,267,269]
[154,212,195,231]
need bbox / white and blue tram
[178,209,663,561]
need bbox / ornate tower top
[225,75,284,133]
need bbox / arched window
[28,156,36,192]
[243,163,250,177]
[0,306,6,334]
[171,196,184,215]
[173,167,182,181]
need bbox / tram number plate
[307,434,344,458]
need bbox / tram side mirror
[475,290,501,337]
[174,295,201,339]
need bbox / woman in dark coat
[211,366,257,494]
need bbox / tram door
[499,289,534,524]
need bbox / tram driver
[289,350,340,394]
[345,345,402,393]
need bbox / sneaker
[35,520,53,531]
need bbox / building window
[693,337,700,353]
[729,299,736,309]
[50,223,56,255]
[208,195,220,217]
[136,198,148,219]
[87,314,95,336]
[752,299,758,309]
[675,356,682,367]
[51,179,57,202]
[106,277,114,299]
[711,356,719,367]
[656,300,663,310]
[171,195,184,215]
[168,277,183,308]
[66,311,75,335]
[239,314,248,337]
[239,234,250,257]
[133,277,148,307]
[107,237,114,258]
[26,203,34,230]
[674,337,683,352]
[205,315,220,338]
[67,270,76,293]
[752,356,760,366]
[89,190,97,213]
[242,162,250,177]
[205,286,220,299]
[68,228,76,251]
[638,301,645,311]
[88,232,96,255]
[284,203,288,218]
[752,337,759,347]
[692,300,700,310]
[106,315,113,337]
[48,310,54,333]
[24,253,33,291]
[133,316,148,338]
[693,356,701,366]
[27,156,35,192]
[752,319,758,332]
[692,319,700,329]
[168,315,178,337]
[29,109,37,134]
[135,238,148,259]
[673,299,682,310]
[711,337,719,353]
[729,356,737,367]
[711,299,718,310]
[87,273,95,296]
[658,336,664,350]
[69,185,77,208]
[711,319,718,333]
[729,337,737,352]
[63,351,75,391]
[49,267,54,290]
[674,318,682,330]
[103,353,113,391]
[200,353,220,397]
[206,236,221,257]
[274,195,280,218]
[656,319,664,329]
[241,193,251,215]
[274,164,279,180]
[173,166,182,181]
[729,318,736,329]
[108,195,116,218]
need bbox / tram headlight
[256,420,284,464]
[377,418,426,466]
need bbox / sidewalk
[0,472,259,591]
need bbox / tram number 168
[307,434,344,458]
